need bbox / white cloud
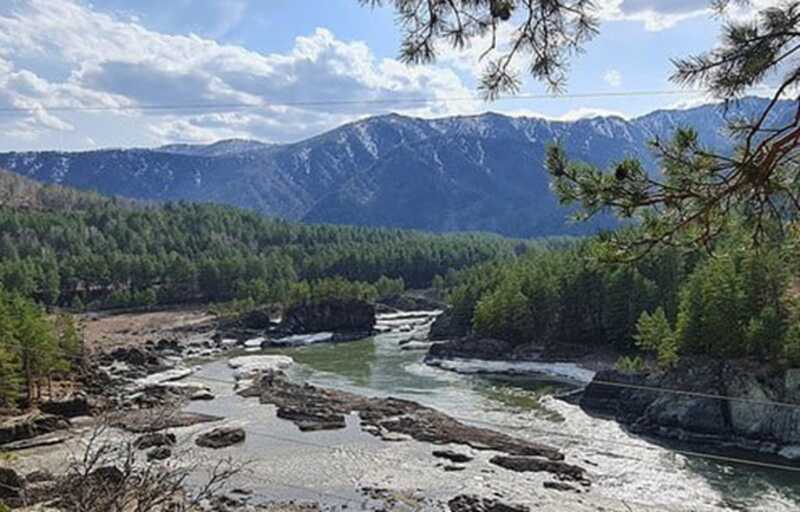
[595,0,789,30]
[596,0,710,30]
[0,0,480,147]
[0,54,126,137]
[603,69,623,88]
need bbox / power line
[590,378,800,409]
[0,88,776,115]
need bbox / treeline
[0,287,82,407]
[0,199,523,310]
[445,229,800,367]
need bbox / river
[182,314,800,511]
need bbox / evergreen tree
[634,308,678,369]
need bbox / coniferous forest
[0,169,525,310]
[441,228,800,368]
[3,167,799,408]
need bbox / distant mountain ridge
[0,97,790,238]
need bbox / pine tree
[634,307,678,369]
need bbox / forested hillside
[0,170,524,310]
[442,229,800,367]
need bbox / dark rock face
[89,466,125,486]
[282,299,375,334]
[428,310,468,341]
[276,405,346,432]
[39,394,91,418]
[580,359,800,452]
[154,338,183,353]
[448,494,529,512]
[114,410,222,433]
[489,456,589,484]
[432,450,473,463]
[234,307,277,330]
[543,481,580,492]
[134,432,176,450]
[0,467,25,505]
[0,414,70,446]
[427,337,513,361]
[108,346,161,368]
[195,427,246,449]
[147,447,172,461]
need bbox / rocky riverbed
[0,306,604,512]
[4,305,800,511]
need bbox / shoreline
[1,306,603,512]
[422,338,800,464]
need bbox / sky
[0,0,778,151]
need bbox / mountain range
[0,97,789,238]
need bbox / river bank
[421,324,800,463]
[3,305,800,511]
[0,307,605,512]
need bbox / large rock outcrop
[195,427,246,449]
[282,299,375,334]
[428,310,469,341]
[0,414,70,446]
[240,370,585,484]
[39,394,91,418]
[580,358,800,455]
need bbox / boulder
[134,432,176,450]
[115,410,222,433]
[88,466,124,486]
[489,455,588,483]
[109,346,160,367]
[195,427,246,449]
[443,465,466,471]
[282,299,375,334]
[432,450,473,463]
[543,481,580,492]
[0,414,70,446]
[277,405,347,432]
[448,494,529,512]
[39,394,91,418]
[0,467,25,505]
[135,367,193,387]
[428,310,468,341]
[155,338,182,353]
[147,447,172,461]
[235,307,277,330]
[228,355,294,382]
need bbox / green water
[187,328,800,511]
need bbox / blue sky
[0,0,772,150]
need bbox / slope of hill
[0,97,789,238]
[0,170,527,308]
[0,168,139,211]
